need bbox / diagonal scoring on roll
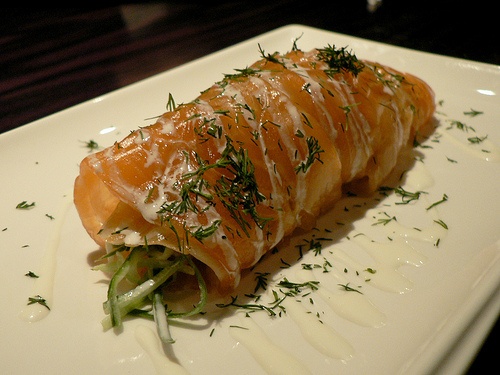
[74,44,435,293]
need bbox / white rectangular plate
[1,24,499,374]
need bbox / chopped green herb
[302,263,321,270]
[16,201,35,209]
[258,44,285,67]
[322,258,333,273]
[27,295,50,310]
[254,272,270,293]
[426,194,448,210]
[280,258,291,268]
[277,278,320,295]
[157,136,272,237]
[229,325,249,330]
[291,34,303,51]
[191,220,222,242]
[339,103,360,131]
[222,67,261,81]
[81,139,100,152]
[467,135,487,144]
[295,136,324,174]
[393,186,427,204]
[463,108,483,117]
[372,212,396,226]
[338,283,363,294]
[447,120,475,132]
[446,156,458,163]
[316,44,365,77]
[166,92,176,111]
[433,219,449,229]
[216,295,284,317]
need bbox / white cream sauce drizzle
[221,136,454,368]
[440,130,500,162]
[19,191,73,322]
[318,284,387,327]
[295,269,386,327]
[135,325,190,375]
[280,297,355,360]
[332,248,414,294]
[229,316,313,375]
[353,235,426,268]
[404,159,435,190]
[381,219,448,245]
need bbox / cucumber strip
[168,255,208,318]
[107,247,144,327]
[102,254,188,330]
[153,292,175,344]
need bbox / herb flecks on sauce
[27,295,50,310]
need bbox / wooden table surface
[1,1,497,373]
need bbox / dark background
[0,1,497,373]
[1,1,498,134]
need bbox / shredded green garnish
[16,201,35,209]
[166,92,177,111]
[316,44,365,77]
[258,43,286,67]
[81,139,100,152]
[463,108,483,117]
[338,283,363,294]
[28,295,50,310]
[99,243,207,342]
[467,135,487,144]
[426,194,448,210]
[294,136,324,174]
[372,212,397,226]
[216,277,319,317]
[157,135,272,237]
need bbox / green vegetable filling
[95,243,207,343]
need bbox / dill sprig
[258,44,286,67]
[16,201,35,209]
[338,282,363,294]
[222,67,261,82]
[157,135,272,238]
[295,136,324,173]
[316,44,365,77]
[426,194,448,210]
[27,295,50,310]
[216,277,320,316]
[463,108,483,117]
[214,136,272,234]
[394,186,427,204]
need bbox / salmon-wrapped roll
[74,44,435,330]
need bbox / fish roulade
[74,44,435,329]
